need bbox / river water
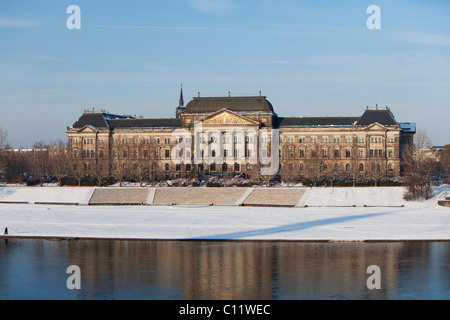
[0,239,449,300]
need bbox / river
[0,239,449,300]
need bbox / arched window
[388,163,394,172]
[165,163,170,171]
[345,163,351,172]
[334,163,339,172]
[222,163,228,171]
[359,163,364,172]
[300,163,305,172]
[210,163,216,171]
[234,163,240,171]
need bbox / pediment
[77,125,99,133]
[365,122,387,131]
[202,109,260,126]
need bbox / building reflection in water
[62,240,450,299]
[1,239,449,299]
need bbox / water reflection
[0,239,449,299]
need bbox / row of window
[282,136,396,144]
[286,162,395,173]
[75,147,396,160]
[73,135,397,146]
[166,163,252,172]
[284,148,395,159]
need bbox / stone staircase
[88,188,151,205]
[242,188,306,207]
[152,187,250,206]
[438,197,450,207]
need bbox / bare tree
[111,136,130,186]
[48,140,70,186]
[31,141,50,185]
[307,142,323,187]
[402,129,437,200]
[329,162,342,187]
[440,145,450,183]
[90,158,110,187]
[0,127,8,179]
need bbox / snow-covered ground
[0,185,449,241]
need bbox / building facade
[66,89,415,182]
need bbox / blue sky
[1,0,449,147]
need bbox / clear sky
[1,0,449,147]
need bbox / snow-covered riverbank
[0,186,449,241]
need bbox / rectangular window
[333,137,340,143]
[359,149,364,158]
[165,149,170,158]
[299,137,306,143]
[322,148,328,158]
[299,149,305,158]
[345,137,352,144]
[288,148,294,158]
[310,137,317,143]
[345,149,351,158]
[165,137,171,144]
[322,137,329,144]
[358,137,365,144]
[154,137,160,144]
[334,149,340,158]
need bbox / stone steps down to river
[242,188,306,207]
[152,187,250,206]
[88,188,151,205]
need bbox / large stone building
[66,88,415,182]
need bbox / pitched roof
[184,96,275,114]
[275,116,359,128]
[72,113,109,129]
[355,109,397,126]
[72,113,132,129]
[108,118,182,129]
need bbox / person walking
[4,227,8,235]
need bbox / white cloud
[187,0,239,13]
[0,16,39,27]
